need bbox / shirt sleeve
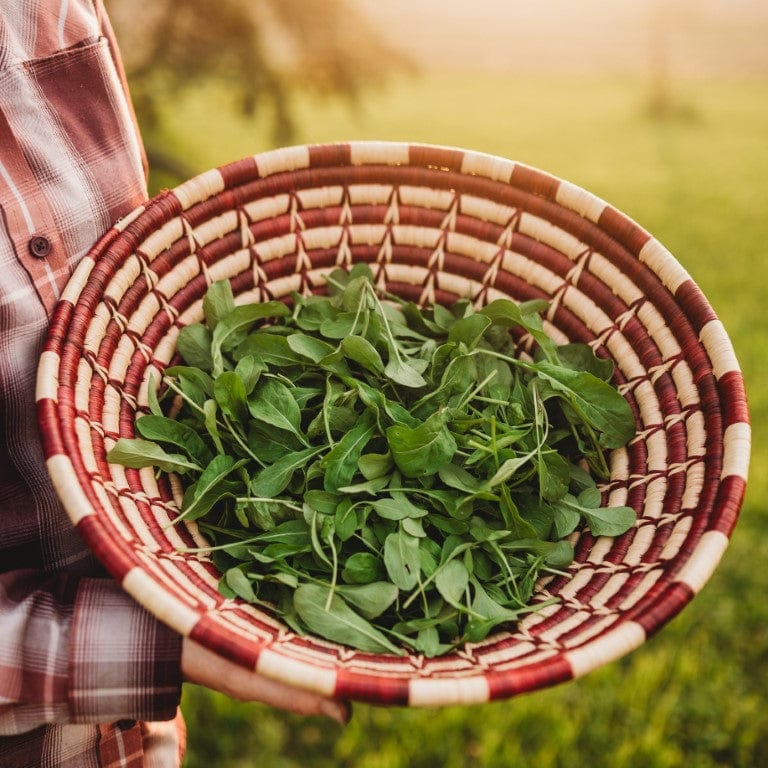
[0,570,182,735]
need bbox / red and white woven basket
[36,142,750,706]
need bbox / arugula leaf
[321,413,376,491]
[553,492,637,537]
[179,454,247,522]
[293,584,403,655]
[335,582,399,620]
[135,414,213,466]
[383,528,421,591]
[107,437,201,474]
[211,300,290,374]
[247,379,306,442]
[176,323,214,371]
[535,362,635,449]
[386,410,457,478]
[203,279,236,330]
[250,446,323,497]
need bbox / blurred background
[104,1,767,765]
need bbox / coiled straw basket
[36,142,750,706]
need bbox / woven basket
[36,142,750,707]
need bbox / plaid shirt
[0,2,184,765]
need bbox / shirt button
[28,235,52,258]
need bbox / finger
[181,637,351,723]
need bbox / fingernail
[320,699,352,725]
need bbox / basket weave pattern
[36,142,749,706]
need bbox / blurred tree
[644,0,699,120]
[105,0,412,180]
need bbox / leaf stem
[235,497,304,513]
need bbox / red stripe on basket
[718,371,749,426]
[188,614,262,669]
[675,280,717,334]
[218,156,259,187]
[76,515,136,582]
[626,581,693,636]
[37,398,65,458]
[334,668,410,705]
[510,164,560,200]
[108,190,181,251]
[409,144,464,172]
[309,143,351,168]
[42,299,75,354]
[487,656,574,700]
[711,475,747,536]
[597,205,652,256]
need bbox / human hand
[181,637,350,724]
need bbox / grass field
[151,71,768,767]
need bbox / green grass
[155,71,768,767]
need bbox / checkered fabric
[0,1,183,765]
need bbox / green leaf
[537,450,570,501]
[335,582,399,620]
[358,452,393,480]
[214,370,249,423]
[165,365,215,398]
[383,529,421,591]
[307,404,358,440]
[293,584,403,655]
[342,552,383,584]
[176,323,213,371]
[320,413,376,491]
[211,300,290,374]
[250,446,323,497]
[106,438,201,474]
[552,503,581,538]
[581,503,637,537]
[479,298,558,361]
[202,398,225,455]
[438,463,486,494]
[134,414,213,466]
[499,485,540,539]
[535,362,635,449]
[304,490,342,515]
[340,335,385,374]
[286,333,337,362]
[470,578,519,621]
[355,381,419,427]
[435,559,470,606]
[248,379,305,441]
[386,410,457,478]
[253,519,311,546]
[371,497,428,521]
[447,313,492,348]
[292,293,336,331]
[319,311,359,339]
[384,357,428,388]
[555,343,615,381]
[236,332,303,368]
[233,355,265,394]
[336,476,390,495]
[147,372,163,416]
[203,280,236,330]
[224,567,257,603]
[181,454,246,521]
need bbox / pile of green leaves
[108,264,636,656]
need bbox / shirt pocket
[1,37,147,313]
[23,36,147,228]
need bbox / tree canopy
[106,0,411,179]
